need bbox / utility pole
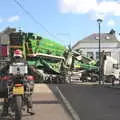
[97,18,103,86]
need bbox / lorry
[0,28,73,83]
[104,56,120,85]
[0,27,99,83]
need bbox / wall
[74,42,120,62]
[74,43,118,49]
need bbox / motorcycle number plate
[13,86,24,95]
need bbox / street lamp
[97,18,103,86]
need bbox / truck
[104,56,120,85]
[0,28,73,83]
[0,27,99,83]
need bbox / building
[73,30,120,63]
[0,27,16,70]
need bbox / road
[57,84,120,120]
[0,83,120,120]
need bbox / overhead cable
[13,0,63,41]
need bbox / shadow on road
[33,100,59,104]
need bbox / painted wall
[73,42,120,63]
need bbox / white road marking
[56,86,80,120]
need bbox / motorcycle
[3,62,34,120]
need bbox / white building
[73,30,120,63]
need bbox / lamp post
[97,18,103,86]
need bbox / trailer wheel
[91,75,98,82]
[111,76,115,86]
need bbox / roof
[1,27,16,34]
[73,33,119,49]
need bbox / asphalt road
[57,84,120,120]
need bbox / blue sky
[0,0,120,46]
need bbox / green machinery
[8,32,70,83]
[8,31,98,83]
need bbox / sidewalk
[23,84,72,120]
[108,84,120,89]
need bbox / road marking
[56,86,80,120]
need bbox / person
[1,49,35,115]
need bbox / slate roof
[73,33,120,49]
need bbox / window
[106,36,110,40]
[76,49,82,54]
[96,51,111,59]
[105,52,111,56]
[96,52,99,59]
[87,52,94,58]
[95,36,99,40]
[0,45,8,57]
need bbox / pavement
[108,84,120,89]
[23,84,73,120]
[0,84,73,120]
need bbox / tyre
[91,75,98,82]
[111,76,115,86]
[105,75,114,83]
[14,96,22,120]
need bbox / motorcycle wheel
[14,96,22,120]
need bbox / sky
[0,0,120,46]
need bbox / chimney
[109,29,116,35]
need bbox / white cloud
[8,16,20,22]
[107,19,115,26]
[94,12,105,20]
[59,0,97,14]
[59,0,120,18]
[96,1,120,16]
